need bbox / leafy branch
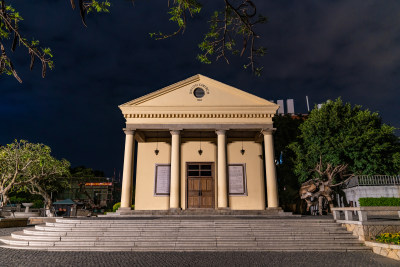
[0,1,54,83]
[150,0,267,76]
[1,0,267,83]
[149,0,202,40]
[69,0,111,27]
[198,0,267,76]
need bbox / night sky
[1,1,399,177]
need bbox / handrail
[346,175,400,188]
[332,206,400,222]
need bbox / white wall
[342,186,400,207]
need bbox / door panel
[187,163,214,209]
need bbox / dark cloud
[1,0,399,175]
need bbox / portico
[118,74,280,211]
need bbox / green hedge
[358,197,400,207]
[112,202,135,212]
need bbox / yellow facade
[119,74,279,211]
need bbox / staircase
[0,217,369,252]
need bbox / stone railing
[331,207,400,222]
[346,175,400,188]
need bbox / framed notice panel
[228,164,247,196]
[154,164,171,196]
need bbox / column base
[117,207,132,212]
[217,207,231,210]
[266,207,283,211]
[169,208,182,211]
[169,208,181,215]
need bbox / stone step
[32,228,349,236]
[54,221,337,226]
[50,219,340,223]
[0,243,370,252]
[55,219,334,222]
[46,220,340,225]
[11,232,361,243]
[37,227,348,233]
[28,228,350,235]
[46,222,343,228]
[0,236,365,249]
[23,230,356,239]
[47,225,342,229]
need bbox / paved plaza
[0,227,398,267]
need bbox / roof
[53,199,77,205]
[118,74,279,130]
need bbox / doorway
[186,162,215,209]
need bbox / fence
[346,175,400,188]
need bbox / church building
[118,74,280,211]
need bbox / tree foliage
[0,1,54,83]
[70,165,105,178]
[0,0,266,83]
[290,98,400,183]
[0,140,70,208]
[290,98,400,213]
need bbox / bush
[9,196,27,204]
[112,202,135,212]
[375,232,400,245]
[32,199,44,208]
[112,202,121,212]
[358,197,400,206]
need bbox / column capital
[123,128,135,135]
[170,130,181,136]
[261,128,276,135]
[215,129,228,135]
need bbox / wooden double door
[187,162,215,209]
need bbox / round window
[193,88,205,98]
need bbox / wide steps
[0,217,369,251]
[11,231,360,243]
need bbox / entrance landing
[110,208,293,217]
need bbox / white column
[120,129,135,209]
[169,130,181,209]
[262,129,279,208]
[216,130,228,209]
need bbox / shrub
[358,197,400,206]
[32,199,44,208]
[112,202,121,212]
[9,196,27,204]
[375,232,400,245]
[112,202,135,212]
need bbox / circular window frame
[193,88,205,99]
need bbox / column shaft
[169,130,181,209]
[216,130,228,208]
[263,130,279,208]
[120,129,135,209]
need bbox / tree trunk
[0,190,9,207]
[326,194,334,212]
[318,196,323,215]
[43,193,54,217]
[27,182,54,217]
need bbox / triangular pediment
[119,74,278,110]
